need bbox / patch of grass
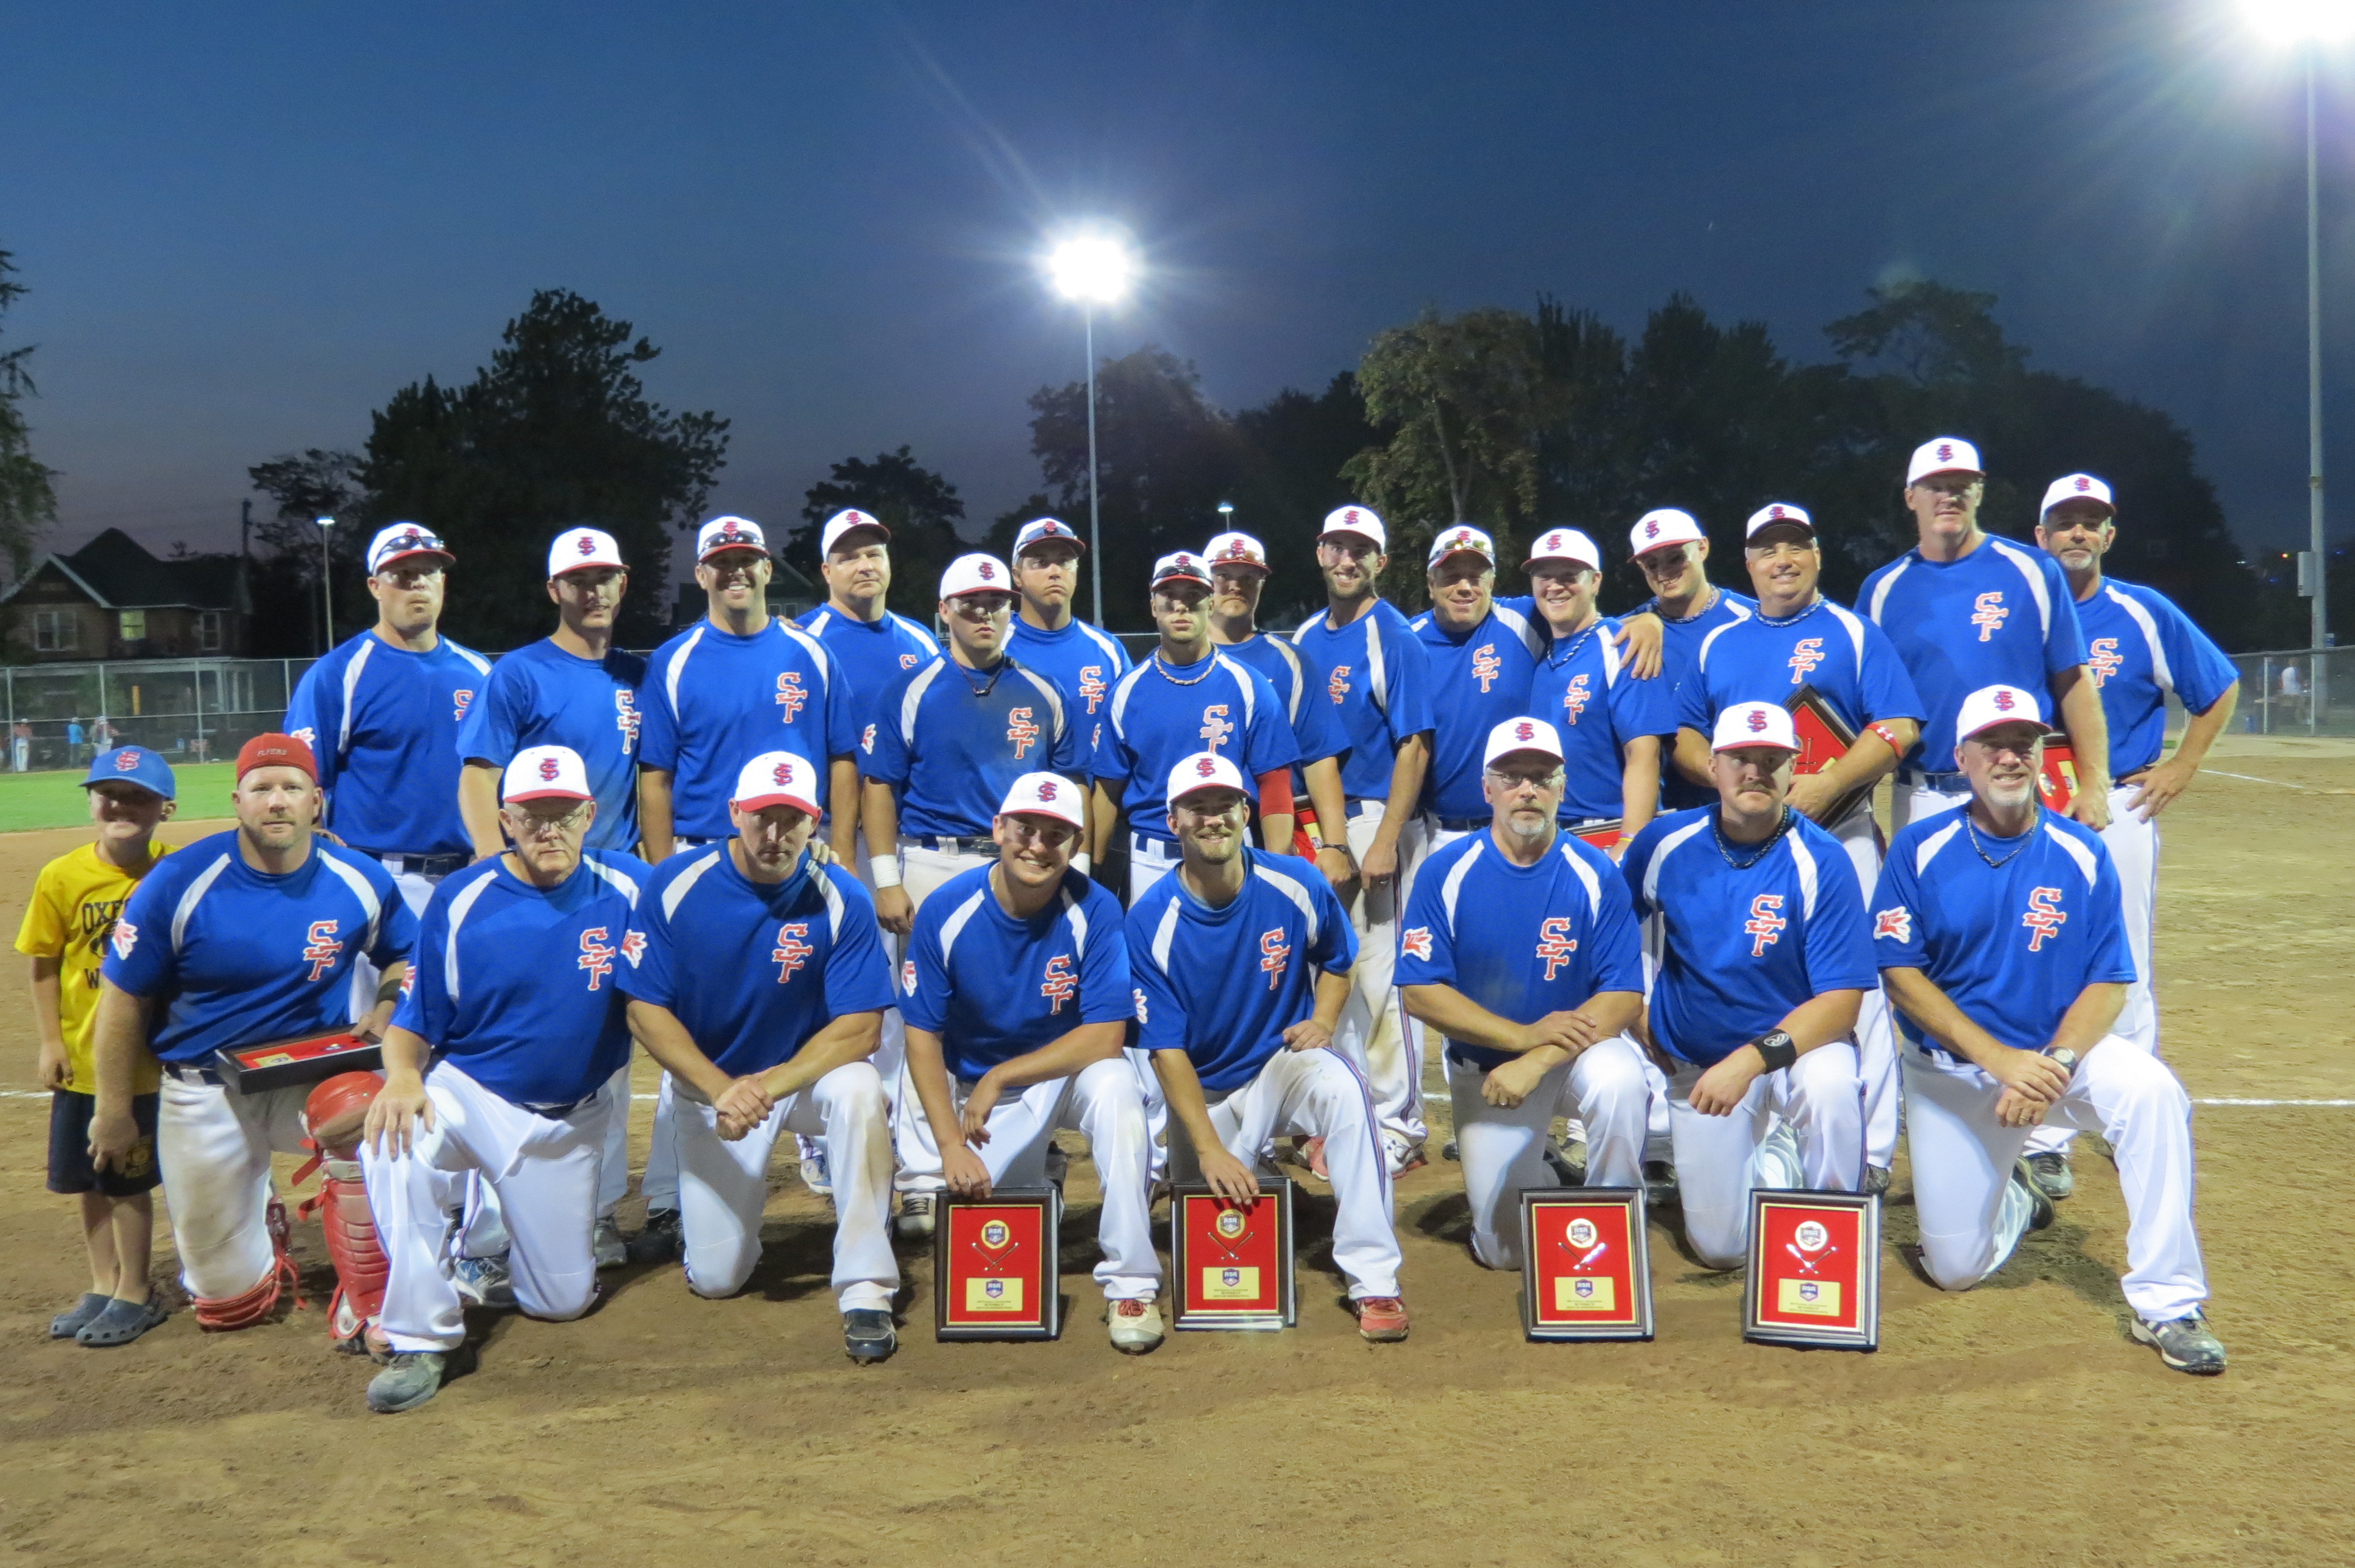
[0,762,241,834]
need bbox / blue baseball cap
[82,745,175,800]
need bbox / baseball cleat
[2011,1159,2057,1233]
[842,1308,897,1364]
[1863,1164,1893,1198]
[893,1194,937,1241]
[1441,1139,1460,1162]
[1044,1142,1070,1195]
[2024,1151,2075,1201]
[1107,1297,1166,1354]
[592,1217,628,1270]
[1382,1135,1425,1177]
[627,1208,683,1265]
[452,1254,516,1310]
[797,1140,833,1198]
[1545,1137,1588,1187]
[367,1349,456,1413]
[50,1292,110,1340]
[2131,1311,2227,1376]
[1353,1295,1411,1341]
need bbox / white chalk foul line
[2208,769,2314,790]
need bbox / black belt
[520,1096,595,1119]
[164,1062,223,1086]
[914,835,995,856]
[1434,815,1491,832]
[376,852,469,876]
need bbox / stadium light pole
[315,516,335,653]
[1046,233,1135,627]
[1218,500,1235,532]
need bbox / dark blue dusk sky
[5,1,2352,565]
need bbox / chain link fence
[2231,647,2354,738]
[0,657,320,772]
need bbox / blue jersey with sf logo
[899,864,1130,1081]
[2074,580,2238,776]
[286,631,493,856]
[1409,600,1546,821]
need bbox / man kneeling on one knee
[1620,703,1872,1268]
[1873,684,2223,1375]
[618,752,900,1363]
[1397,718,1648,1271]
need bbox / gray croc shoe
[76,1295,168,1348]
[50,1293,111,1340]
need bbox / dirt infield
[3,738,2350,1567]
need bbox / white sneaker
[893,1193,937,1241]
[1107,1297,1165,1354]
[797,1136,832,1198]
[1754,1121,1804,1191]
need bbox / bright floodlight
[2245,0,2355,42]
[1047,234,1133,305]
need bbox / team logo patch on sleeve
[860,722,876,754]
[1401,925,1432,962]
[1873,907,1912,943]
[302,919,343,981]
[1132,987,1149,1024]
[578,927,616,990]
[453,690,474,722]
[621,931,647,967]
[110,918,138,961]
[901,958,916,994]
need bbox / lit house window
[117,609,147,642]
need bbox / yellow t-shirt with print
[15,841,172,1095]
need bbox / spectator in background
[66,719,84,762]
[90,717,117,755]
[11,720,29,773]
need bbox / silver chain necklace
[1152,649,1215,687]
[1711,806,1791,870]
[1965,814,2034,869]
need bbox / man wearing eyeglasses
[356,745,649,1413]
[900,773,1158,1353]
[862,554,1084,1238]
[1624,509,1754,816]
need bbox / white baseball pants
[155,1074,314,1301]
[951,1058,1160,1300]
[642,1071,681,1212]
[2025,783,2160,1158]
[1825,799,1900,1171]
[1902,1038,2207,1322]
[1166,1047,1401,1300]
[887,841,997,1197]
[1335,801,1428,1165]
[671,1062,895,1308]
[792,833,908,1188]
[362,1061,616,1354]
[1126,837,1186,1180]
[1889,778,1972,832]
[1665,1041,1863,1270]
[1445,1034,1651,1270]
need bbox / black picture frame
[1518,1186,1654,1342]
[934,1186,1063,1341]
[1169,1179,1296,1331]
[1742,1188,1880,1351]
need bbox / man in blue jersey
[1621,703,1873,1268]
[1669,501,1925,1191]
[1395,718,1650,1271]
[1131,753,1408,1341]
[619,752,899,1361]
[455,526,649,1268]
[1004,516,1132,758]
[863,553,1083,1238]
[1408,527,1548,862]
[1861,437,2112,833]
[358,745,649,1411]
[284,523,490,996]
[901,772,1160,1352]
[1288,506,1435,1175]
[1523,527,1674,850]
[2025,473,2240,1198]
[1627,509,1755,815]
[1873,685,2221,1374]
[91,732,416,1338]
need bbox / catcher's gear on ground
[296,1071,389,1348]
[192,1194,298,1331]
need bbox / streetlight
[1217,501,1235,533]
[1046,231,1135,627]
[315,516,335,652]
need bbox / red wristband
[1255,769,1294,819]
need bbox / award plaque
[214,1029,380,1094]
[1743,1190,1879,1351]
[1170,1180,1296,1330]
[934,1187,1063,1341]
[2036,733,2079,815]
[1572,819,1623,852]
[1518,1187,1653,1341]
[1782,686,1876,826]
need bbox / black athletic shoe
[2011,1158,2057,1233]
[1863,1164,1893,1199]
[1541,1138,1586,1187]
[843,1308,897,1364]
[626,1208,683,1266]
[2025,1151,2075,1201]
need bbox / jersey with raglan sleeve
[1290,599,1435,802]
[1005,616,1132,755]
[2077,579,2239,776]
[796,606,942,733]
[1677,596,1925,740]
[1528,617,1680,823]
[284,630,492,856]
[1408,599,1547,821]
[455,639,649,853]
[1632,587,1756,810]
[899,864,1130,1081]
[862,657,1082,838]
[1093,653,1301,844]
[638,619,858,841]
[1216,633,1349,785]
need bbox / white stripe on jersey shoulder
[1250,858,1321,946]
[1362,612,1391,715]
[900,659,950,748]
[1210,652,1259,725]
[776,617,834,683]
[1261,635,1308,719]
[661,847,727,921]
[1724,597,1754,624]
[1823,600,1869,672]
[1439,836,1485,931]
[1409,611,1431,632]
[1149,895,1184,974]
[440,863,502,1002]
[1060,884,1090,957]
[1986,537,2054,637]
[2041,820,2102,888]
[1695,617,1740,674]
[1107,662,1153,735]
[1010,665,1069,734]
[1913,817,1965,876]
[314,848,387,952]
[817,865,848,939]
[583,855,641,908]
[936,885,990,968]
[170,853,234,954]
[2100,583,2174,693]
[804,608,834,636]
[1076,619,1127,666]
[1554,834,1603,915]
[447,639,492,676]
[1598,623,1624,687]
[663,624,709,712]
[337,637,376,759]
[1786,828,1822,921]
[1491,600,1545,659]
[1288,610,1328,645]
[1640,818,1711,909]
[1865,559,1911,625]
[893,612,942,655]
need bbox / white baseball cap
[2039,473,2116,519]
[1524,528,1600,572]
[729,750,822,816]
[1906,437,1984,486]
[820,507,890,555]
[1013,516,1084,557]
[1629,509,1705,557]
[548,527,626,578]
[1744,502,1816,541]
[939,553,1014,599]
[996,771,1087,831]
[1482,716,1564,768]
[696,516,769,562]
[1710,702,1801,753]
[1203,531,1269,574]
[1319,505,1388,552]
[367,523,453,576]
[1150,551,1214,590]
[1427,524,1496,567]
[1165,750,1251,805]
[502,745,593,803]
[1953,684,2047,751]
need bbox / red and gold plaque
[1783,686,1876,825]
[214,1029,380,1094]
[1573,820,1623,852]
[1519,1187,1653,1341]
[1170,1180,1295,1330]
[2036,734,2079,815]
[934,1187,1062,1341]
[1744,1190,1879,1350]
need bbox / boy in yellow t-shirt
[17,746,176,1346]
